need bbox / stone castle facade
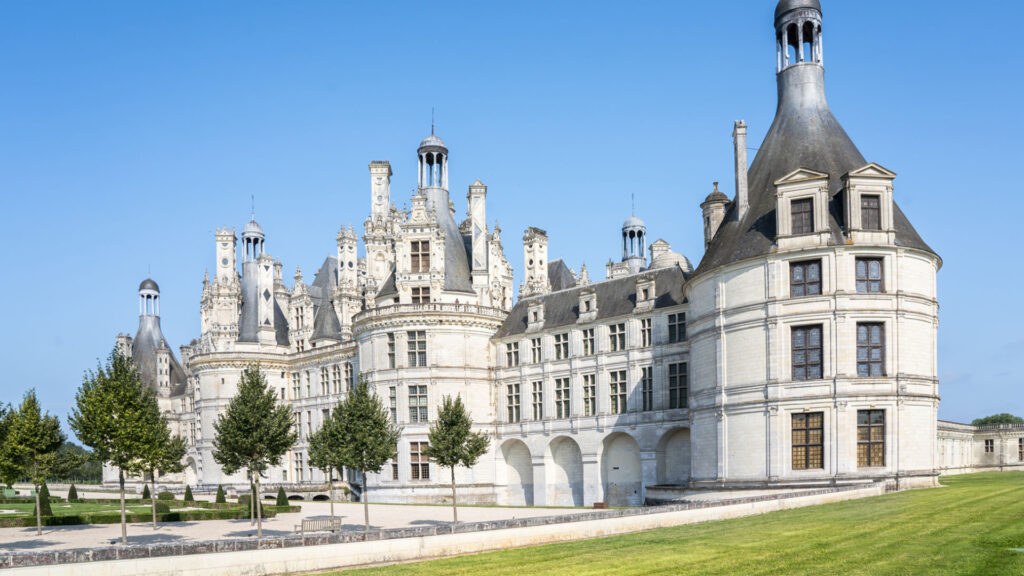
[107,1,1021,505]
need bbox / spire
[579,262,590,286]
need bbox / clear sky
[1,1,1021,431]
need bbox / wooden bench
[294,517,344,534]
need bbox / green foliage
[184,485,194,502]
[335,377,402,477]
[50,442,99,484]
[212,364,296,479]
[142,484,151,500]
[971,413,1024,426]
[276,486,288,506]
[3,390,65,486]
[36,482,52,517]
[157,491,175,501]
[426,395,490,470]
[67,484,78,501]
[216,485,226,504]
[237,494,263,514]
[153,501,170,514]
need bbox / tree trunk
[255,475,263,538]
[450,466,458,524]
[249,477,255,526]
[329,471,335,520]
[361,469,369,532]
[119,469,127,545]
[150,472,158,529]
[34,481,41,536]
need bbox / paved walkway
[0,494,600,552]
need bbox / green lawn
[0,502,161,516]
[332,472,1024,576]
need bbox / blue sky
[1,1,1021,429]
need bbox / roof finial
[431,106,435,135]
[250,195,255,221]
[631,193,636,217]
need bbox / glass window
[609,370,627,414]
[583,374,597,417]
[792,326,823,381]
[531,338,542,363]
[985,439,994,454]
[668,363,688,409]
[792,412,824,470]
[861,195,881,230]
[410,240,430,273]
[856,323,885,377]
[387,333,396,369]
[410,442,429,480]
[320,366,329,395]
[791,198,814,235]
[411,286,430,304]
[331,365,341,394]
[389,386,397,423]
[641,318,652,348]
[506,342,520,367]
[555,378,570,419]
[641,367,653,412]
[609,323,626,352]
[582,329,595,356]
[408,385,428,423]
[790,260,822,297]
[407,331,426,367]
[668,313,687,343]
[506,383,521,423]
[857,410,885,467]
[532,381,544,420]
[345,363,354,391]
[856,258,884,293]
[554,333,569,360]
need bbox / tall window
[411,286,430,304]
[391,444,399,480]
[306,411,312,439]
[344,363,354,390]
[291,372,300,399]
[668,363,688,409]
[531,338,542,363]
[408,331,427,367]
[555,378,570,419]
[792,412,824,470]
[641,318,652,348]
[609,323,626,351]
[331,365,341,394]
[861,195,881,230]
[668,313,686,343]
[320,367,329,395]
[609,370,627,414]
[410,442,429,480]
[857,410,885,467]
[295,452,304,482]
[582,329,595,356]
[389,386,397,423]
[583,374,597,417]
[790,260,822,297]
[506,383,521,423]
[856,258,884,293]
[641,367,653,412]
[792,325,823,381]
[856,323,885,377]
[305,371,311,397]
[532,381,543,420]
[295,307,305,329]
[554,333,569,360]
[387,333,396,369]
[506,342,520,367]
[791,198,813,235]
[410,240,430,273]
[321,409,330,431]
[408,385,428,423]
[984,439,994,454]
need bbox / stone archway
[183,457,198,487]
[545,436,583,507]
[499,439,534,506]
[656,428,691,485]
[601,433,642,507]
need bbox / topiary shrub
[276,487,288,506]
[154,501,171,514]
[35,483,53,517]
[237,494,263,514]
[157,491,176,501]
[142,484,151,500]
[216,485,226,504]
[67,484,78,502]
[184,485,194,502]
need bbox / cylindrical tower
[622,215,646,274]
[139,278,160,316]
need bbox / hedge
[0,506,283,528]
[156,491,176,501]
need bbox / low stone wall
[1,483,884,575]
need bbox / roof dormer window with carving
[774,168,831,250]
[843,163,897,245]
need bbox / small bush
[237,494,263,515]
[67,484,78,501]
[276,487,288,506]
[184,485,194,502]
[36,483,52,517]
[154,501,171,514]
[142,484,151,500]
[157,491,176,501]
[215,485,226,504]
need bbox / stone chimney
[733,120,749,220]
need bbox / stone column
[797,21,804,62]
[582,454,601,506]
[640,451,658,504]
[782,26,790,67]
[531,456,546,507]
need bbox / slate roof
[131,315,187,396]
[309,256,343,342]
[694,64,934,276]
[495,265,687,339]
[548,259,576,292]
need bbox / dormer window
[774,168,830,249]
[410,240,430,273]
[527,300,545,332]
[635,275,656,312]
[578,288,598,323]
[843,163,897,245]
[791,198,813,235]
[861,195,881,230]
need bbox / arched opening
[545,436,583,507]
[500,439,534,506]
[183,457,198,486]
[287,494,305,501]
[655,428,691,485]
[312,494,330,501]
[802,21,815,63]
[786,23,798,65]
[601,433,642,507]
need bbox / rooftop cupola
[776,0,823,73]
[139,278,160,316]
[241,218,265,262]
[418,127,448,191]
[622,214,647,274]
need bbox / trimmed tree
[184,485,194,502]
[136,389,186,530]
[67,484,78,502]
[336,377,401,531]
[3,390,65,535]
[70,348,159,545]
[215,485,226,504]
[426,395,490,524]
[308,406,349,520]
[212,364,296,537]
[142,484,151,500]
[276,486,288,507]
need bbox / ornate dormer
[774,168,831,250]
[843,163,897,245]
[635,274,656,313]
[578,287,598,324]
[526,300,545,333]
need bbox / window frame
[609,370,627,414]
[668,362,688,409]
[583,374,597,417]
[640,318,652,348]
[387,333,396,369]
[408,385,428,423]
[668,313,686,343]
[407,330,427,367]
[856,323,885,377]
[791,412,824,470]
[530,338,542,363]
[554,333,569,360]
[641,366,653,412]
[791,197,814,235]
[790,260,822,298]
[410,441,430,480]
[857,409,885,467]
[555,378,570,419]
[609,323,626,352]
[985,439,994,454]
[506,342,519,367]
[855,258,884,294]
[506,383,521,423]
[582,329,595,356]
[861,194,881,231]
[411,286,430,304]
[410,240,430,273]
[532,381,543,420]
[791,325,824,381]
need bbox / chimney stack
[733,120,749,220]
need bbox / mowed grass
[0,502,157,516]
[332,472,1024,576]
